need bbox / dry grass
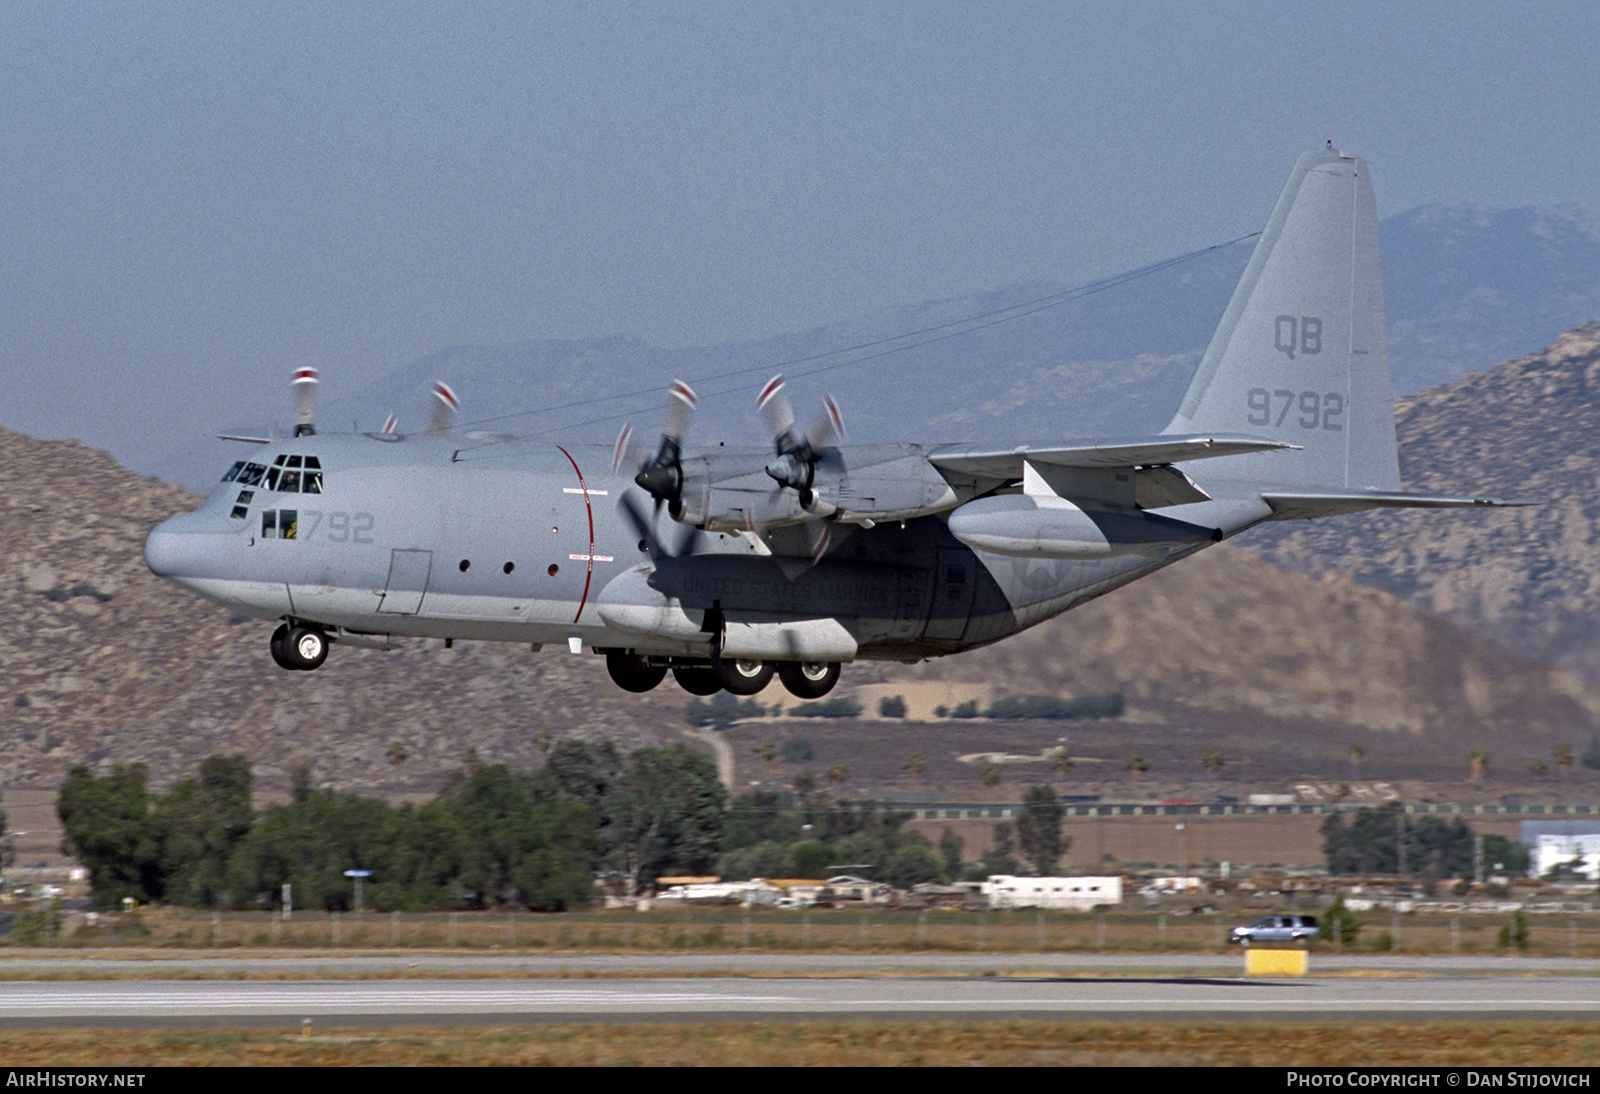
[0,1021,1597,1066]
[20,905,1600,960]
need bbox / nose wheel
[271,622,330,671]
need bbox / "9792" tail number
[1246,388,1345,431]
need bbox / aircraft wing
[1260,489,1531,521]
[927,434,1298,477]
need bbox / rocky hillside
[888,545,1598,747]
[5,410,1597,796]
[1251,322,1600,679]
[0,428,666,796]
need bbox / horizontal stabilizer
[1262,489,1530,521]
[929,434,1298,477]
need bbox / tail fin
[1163,148,1399,491]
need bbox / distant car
[1228,915,1319,945]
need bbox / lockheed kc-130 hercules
[144,148,1516,700]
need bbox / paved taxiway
[0,954,1594,1026]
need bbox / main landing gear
[271,621,329,671]
[604,651,839,699]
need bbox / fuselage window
[262,509,298,540]
[230,489,255,521]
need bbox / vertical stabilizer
[1164,149,1398,490]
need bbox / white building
[1521,821,1600,879]
[981,875,1122,911]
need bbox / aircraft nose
[144,514,222,579]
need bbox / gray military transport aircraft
[144,148,1515,700]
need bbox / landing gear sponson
[605,649,839,698]
[269,629,839,699]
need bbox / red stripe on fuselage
[554,446,595,623]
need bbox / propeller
[617,489,702,564]
[757,374,842,516]
[291,368,320,437]
[619,380,698,520]
[427,381,460,434]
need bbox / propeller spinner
[620,380,698,520]
[758,374,842,514]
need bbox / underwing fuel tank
[946,495,1220,560]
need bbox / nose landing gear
[271,622,330,671]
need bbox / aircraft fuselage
[144,431,1199,669]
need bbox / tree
[1015,785,1066,875]
[878,695,907,718]
[939,827,964,879]
[1322,803,1475,878]
[1497,909,1530,951]
[57,764,164,908]
[1553,742,1574,781]
[981,821,1020,876]
[609,744,726,890]
[1126,753,1149,781]
[1319,892,1362,946]
[1201,749,1224,775]
[885,844,945,888]
[1050,749,1074,777]
[154,754,254,908]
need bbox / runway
[0,954,1594,1027]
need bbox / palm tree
[1126,752,1149,782]
[1201,749,1224,775]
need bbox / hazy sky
[5,1,1598,467]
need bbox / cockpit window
[236,462,266,487]
[221,461,246,483]
[263,454,323,494]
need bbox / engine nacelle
[946,495,1219,559]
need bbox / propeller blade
[664,379,697,444]
[613,423,633,473]
[634,380,699,515]
[380,413,399,435]
[757,374,796,446]
[618,491,702,564]
[618,491,658,557]
[428,381,460,434]
[808,394,844,451]
[292,368,320,437]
